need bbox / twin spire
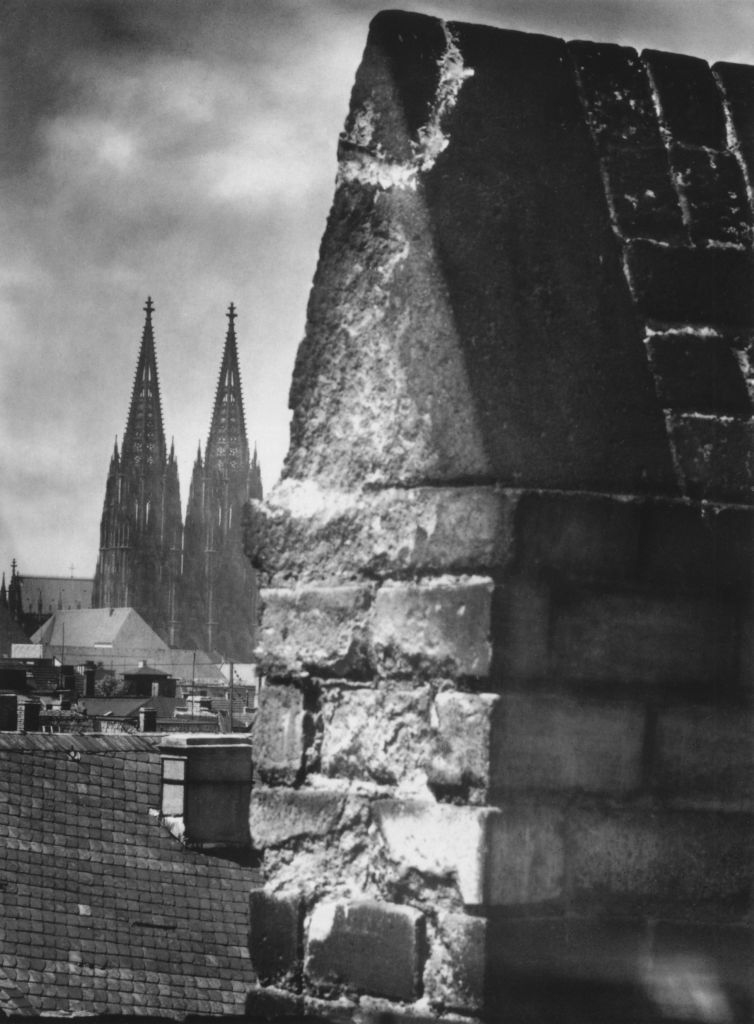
[121,297,249,476]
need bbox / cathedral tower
[181,304,262,660]
[92,298,183,644]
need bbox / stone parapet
[243,9,754,1020]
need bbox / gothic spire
[121,297,167,468]
[205,303,249,472]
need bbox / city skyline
[2,0,752,575]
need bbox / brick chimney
[159,736,252,848]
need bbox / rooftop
[0,733,259,1017]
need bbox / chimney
[159,736,252,848]
[17,699,40,733]
[84,661,96,698]
[0,693,18,731]
[139,706,158,732]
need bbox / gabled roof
[0,733,258,1017]
[17,575,93,615]
[31,607,166,650]
[79,696,186,720]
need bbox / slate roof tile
[0,733,258,1017]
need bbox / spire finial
[144,296,154,319]
[227,302,236,331]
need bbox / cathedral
[92,298,262,660]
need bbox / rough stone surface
[305,899,425,1001]
[259,584,374,677]
[626,240,754,329]
[426,690,499,791]
[320,683,433,785]
[647,331,751,415]
[487,917,651,982]
[246,482,518,585]
[485,802,565,906]
[669,414,754,503]
[249,786,348,849]
[568,40,664,147]
[550,588,738,686]
[251,683,317,786]
[569,807,754,911]
[512,492,641,581]
[373,799,493,906]
[490,692,645,794]
[715,61,754,173]
[670,145,752,246]
[653,704,754,808]
[285,13,677,496]
[642,49,727,149]
[424,912,486,1013]
[248,890,304,987]
[372,576,493,679]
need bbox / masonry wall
[245,12,753,1021]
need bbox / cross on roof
[227,302,236,327]
[144,296,154,317]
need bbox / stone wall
[245,11,753,1021]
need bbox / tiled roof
[0,733,259,1017]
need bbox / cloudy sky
[2,0,752,576]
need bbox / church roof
[16,575,93,615]
[0,733,258,1016]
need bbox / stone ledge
[305,899,426,1002]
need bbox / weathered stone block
[320,683,432,784]
[512,491,641,581]
[569,807,753,910]
[259,584,374,677]
[487,917,650,982]
[251,684,316,786]
[714,61,754,175]
[637,500,754,591]
[602,144,686,243]
[375,799,563,907]
[490,692,645,795]
[492,577,551,681]
[427,690,499,790]
[670,145,752,246]
[626,240,754,329]
[424,912,486,1013]
[248,890,304,987]
[373,799,492,906]
[249,786,347,849]
[568,41,661,145]
[642,50,727,149]
[342,10,447,165]
[668,414,754,504]
[647,331,751,415]
[285,14,677,496]
[372,576,493,679]
[652,922,754,991]
[305,899,425,1002]
[550,587,739,687]
[246,482,518,584]
[653,704,754,808]
[485,802,565,905]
